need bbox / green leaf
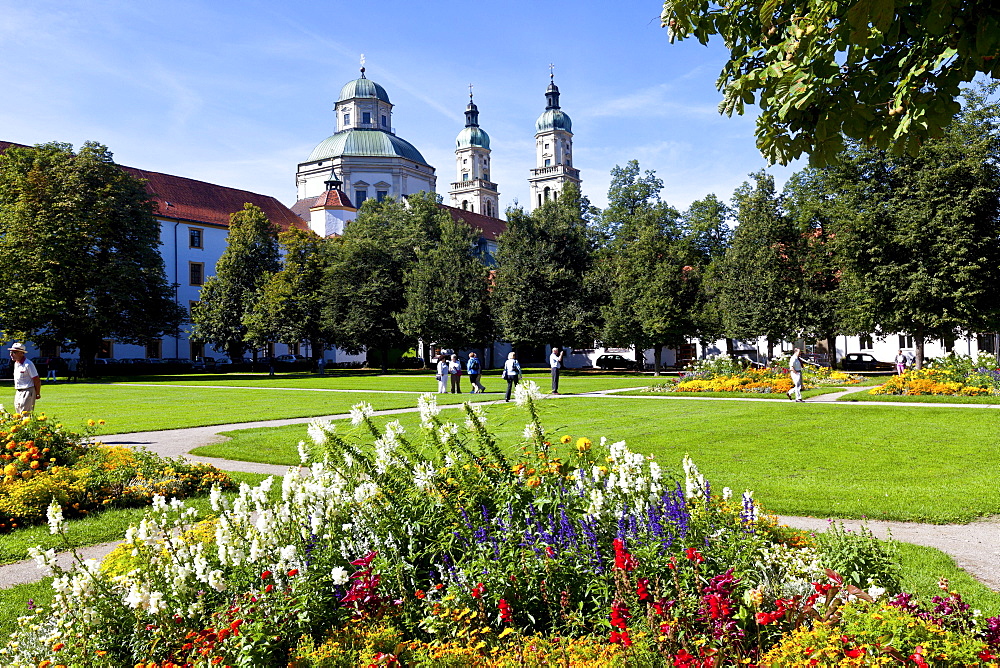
[870,0,894,33]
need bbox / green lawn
[20,373,646,434]
[613,388,843,400]
[840,392,1000,404]
[193,398,1000,524]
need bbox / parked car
[840,353,893,371]
[191,356,216,371]
[214,357,233,367]
[595,354,638,370]
[274,354,308,363]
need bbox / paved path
[3,387,999,591]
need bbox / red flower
[260,570,271,580]
[610,601,630,630]
[471,582,485,599]
[684,547,704,562]
[545,546,555,557]
[636,578,651,601]
[613,538,637,571]
[979,650,996,661]
[844,647,865,658]
[910,649,929,668]
[498,598,513,623]
[414,589,425,599]
[287,569,298,577]
[264,584,273,593]
[756,612,772,625]
[351,550,378,568]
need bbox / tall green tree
[191,203,280,361]
[680,193,733,349]
[662,0,1000,166]
[244,228,331,362]
[714,171,803,357]
[492,184,598,351]
[0,142,184,365]
[825,84,1000,367]
[396,209,492,356]
[598,161,698,374]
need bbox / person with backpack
[502,351,521,402]
[467,351,486,393]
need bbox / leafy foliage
[191,203,280,361]
[0,142,184,363]
[662,0,1000,166]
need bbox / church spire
[465,84,480,127]
[545,65,560,110]
[450,85,499,218]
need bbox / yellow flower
[560,434,572,444]
[87,419,96,427]
[575,437,591,452]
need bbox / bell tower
[448,85,500,218]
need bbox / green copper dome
[456,126,490,149]
[338,77,390,104]
[536,108,572,133]
[306,129,429,165]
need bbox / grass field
[17,372,646,434]
[840,392,1000,404]
[192,397,1000,524]
[614,388,844,400]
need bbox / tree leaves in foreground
[661,0,1000,166]
[0,142,183,364]
[191,203,280,361]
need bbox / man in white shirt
[786,348,804,403]
[9,343,40,413]
[549,346,565,394]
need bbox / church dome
[456,126,490,149]
[338,77,391,104]
[536,108,572,133]
[306,129,429,165]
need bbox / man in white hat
[9,343,40,413]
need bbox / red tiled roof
[0,140,303,231]
[438,204,506,241]
[309,189,354,209]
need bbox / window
[288,342,300,356]
[859,335,873,350]
[899,335,914,348]
[977,334,997,353]
[942,338,954,353]
[189,262,204,286]
[463,159,468,164]
[189,228,203,248]
[381,114,387,126]
[355,190,368,205]
[545,143,550,149]
[538,194,543,207]
[99,340,114,358]
[544,186,551,201]
[146,339,162,359]
[544,159,551,167]
[376,190,388,202]
[362,111,371,124]
[486,201,493,217]
[462,200,469,210]
[343,113,350,125]
[462,173,469,181]
[483,172,489,180]
[40,344,59,357]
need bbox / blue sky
[0,0,802,213]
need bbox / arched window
[544,186,551,201]
[486,201,493,217]
[462,200,469,210]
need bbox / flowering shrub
[869,369,991,397]
[5,386,1000,667]
[0,409,234,531]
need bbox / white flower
[297,441,309,465]
[46,499,64,535]
[350,402,374,425]
[413,461,436,491]
[307,418,332,445]
[522,423,536,440]
[514,380,543,406]
[331,567,349,585]
[438,422,459,445]
[722,487,732,501]
[418,393,440,428]
[742,490,759,522]
[683,455,707,500]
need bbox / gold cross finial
[468,82,474,99]
[549,63,555,80]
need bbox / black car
[595,354,637,370]
[841,353,892,371]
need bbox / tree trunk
[635,342,643,372]
[766,337,775,360]
[381,346,389,372]
[826,335,838,368]
[915,325,925,369]
[725,338,734,356]
[653,344,662,376]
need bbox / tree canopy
[0,142,183,363]
[190,203,280,361]
[661,0,1000,166]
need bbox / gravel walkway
[2,390,998,591]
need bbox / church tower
[448,88,499,218]
[528,71,580,211]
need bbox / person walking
[448,353,463,393]
[9,343,41,413]
[45,357,59,382]
[502,351,521,402]
[66,357,79,382]
[786,348,805,403]
[467,351,485,393]
[435,354,449,394]
[549,346,565,394]
[894,350,907,375]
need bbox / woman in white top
[503,351,521,402]
[436,355,449,393]
[894,350,906,375]
[448,354,462,394]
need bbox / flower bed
[5,387,999,667]
[869,369,992,397]
[0,409,234,532]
